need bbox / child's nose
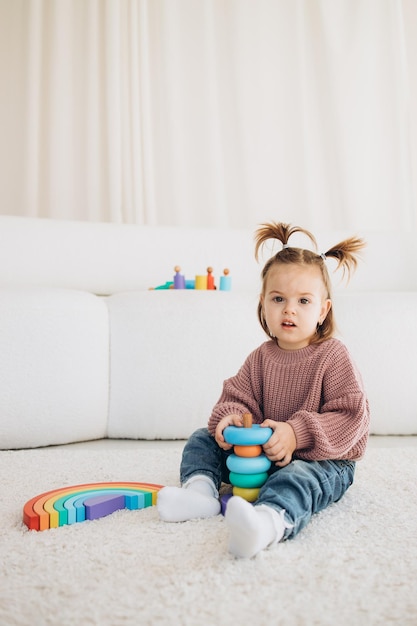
[284,301,296,314]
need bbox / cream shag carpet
[0,444,416,626]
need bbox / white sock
[157,475,220,522]
[225,496,286,558]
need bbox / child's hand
[214,414,244,450]
[261,420,296,467]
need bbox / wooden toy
[223,423,272,446]
[223,413,272,506]
[23,481,163,531]
[84,493,126,521]
[149,282,174,290]
[207,267,215,290]
[219,268,231,291]
[228,472,269,488]
[173,266,186,289]
[234,444,262,457]
[195,275,207,290]
[220,492,233,515]
[232,486,262,502]
[227,454,271,474]
[150,266,229,290]
[51,486,148,526]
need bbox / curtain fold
[0,0,416,230]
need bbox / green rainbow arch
[23,482,163,531]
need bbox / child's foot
[225,496,285,558]
[157,481,220,522]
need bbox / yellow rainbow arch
[23,482,163,531]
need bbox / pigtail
[323,237,366,282]
[255,222,317,261]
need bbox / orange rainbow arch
[23,482,164,531]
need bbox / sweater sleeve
[288,343,370,461]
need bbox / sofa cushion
[334,292,417,435]
[0,289,109,449]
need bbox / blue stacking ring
[223,424,272,446]
[229,471,269,488]
[226,453,271,474]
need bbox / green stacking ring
[229,471,269,489]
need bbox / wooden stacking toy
[223,413,272,506]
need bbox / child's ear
[321,299,332,321]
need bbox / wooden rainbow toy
[23,481,164,531]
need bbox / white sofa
[0,216,416,449]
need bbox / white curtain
[1,0,416,230]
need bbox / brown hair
[255,222,366,344]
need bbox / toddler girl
[157,222,370,558]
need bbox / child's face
[261,263,331,351]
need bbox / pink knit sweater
[208,338,370,461]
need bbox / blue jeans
[180,428,356,539]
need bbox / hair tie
[320,253,326,261]
[282,244,289,249]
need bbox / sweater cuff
[288,413,314,450]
